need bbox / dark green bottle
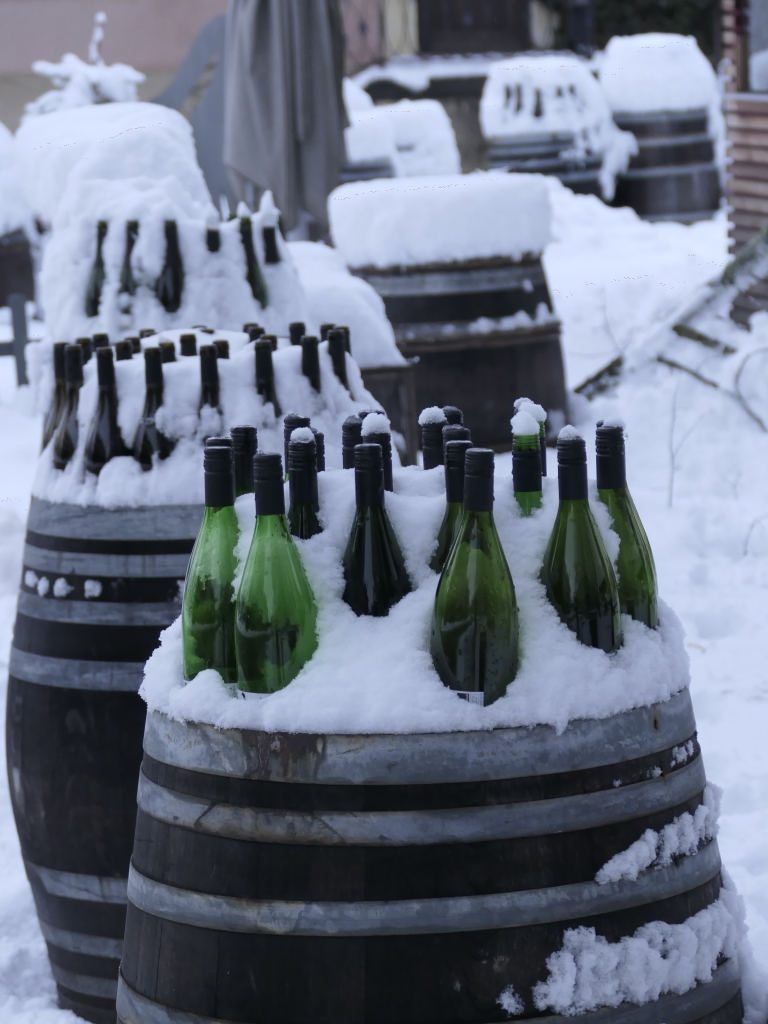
[342,443,411,616]
[84,347,128,475]
[92,333,110,349]
[133,347,174,470]
[442,423,470,461]
[231,425,257,497]
[430,439,472,573]
[42,342,67,450]
[342,415,362,469]
[255,340,282,416]
[182,445,238,684]
[213,339,230,359]
[236,453,318,694]
[362,418,393,492]
[156,220,184,313]
[180,333,197,357]
[596,423,658,628]
[199,344,221,413]
[119,220,139,304]
[85,221,107,318]
[262,226,280,263]
[159,341,176,363]
[512,409,543,516]
[283,413,310,472]
[442,406,463,425]
[420,408,448,469]
[288,433,322,539]
[240,216,268,308]
[327,328,349,390]
[289,322,305,346]
[541,433,622,652]
[247,324,264,341]
[515,397,547,477]
[52,345,83,470]
[430,448,519,706]
[301,335,321,392]
[320,323,334,341]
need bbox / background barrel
[356,256,567,448]
[118,688,740,1024]
[612,108,721,222]
[6,497,201,1024]
[487,132,602,195]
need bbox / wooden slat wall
[725,94,768,252]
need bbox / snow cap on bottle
[444,439,473,504]
[95,345,115,387]
[557,427,587,500]
[64,343,84,384]
[354,442,385,507]
[203,444,235,507]
[463,448,495,513]
[254,452,285,516]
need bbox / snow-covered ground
[4,186,768,1020]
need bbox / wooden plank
[724,96,768,112]
[726,113,768,132]
[727,148,768,165]
[728,165,768,186]
[725,128,768,146]
[727,211,768,230]
[726,177,768,198]
[725,193,768,214]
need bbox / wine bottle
[339,325,351,354]
[311,428,326,472]
[92,333,110,349]
[263,333,278,352]
[442,423,471,459]
[514,397,547,477]
[288,430,322,539]
[128,337,142,354]
[443,406,463,425]
[430,439,473,573]
[199,344,221,413]
[262,226,280,264]
[182,445,238,684]
[206,228,221,253]
[138,328,156,339]
[180,334,197,357]
[246,325,264,341]
[119,220,139,300]
[342,443,411,616]
[84,220,107,318]
[231,425,257,497]
[52,344,84,470]
[541,431,622,652]
[431,448,518,706]
[84,347,128,475]
[159,340,176,363]
[511,408,542,516]
[236,452,318,694]
[283,413,310,471]
[289,322,305,346]
[156,220,184,313]
[240,216,268,307]
[361,414,393,492]
[42,342,67,450]
[213,339,230,359]
[596,422,658,628]
[133,347,174,470]
[327,328,349,390]
[419,407,448,470]
[76,336,93,364]
[255,339,282,416]
[114,340,134,361]
[342,416,362,469]
[301,335,321,391]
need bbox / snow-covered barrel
[117,688,740,1024]
[328,174,567,448]
[6,497,201,1024]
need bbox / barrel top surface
[144,687,696,784]
[28,497,204,541]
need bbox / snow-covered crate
[117,689,742,1024]
[329,174,566,447]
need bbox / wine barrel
[6,497,202,1024]
[612,108,721,222]
[356,257,566,448]
[118,688,741,1024]
[487,132,602,196]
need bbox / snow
[353,54,500,97]
[290,426,315,445]
[497,984,524,1016]
[329,173,551,270]
[511,409,539,437]
[360,411,390,436]
[0,122,33,239]
[558,424,582,441]
[418,406,446,426]
[25,53,144,116]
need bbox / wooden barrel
[612,108,721,222]
[487,132,602,196]
[355,257,566,448]
[5,497,202,1024]
[118,688,741,1024]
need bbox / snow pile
[596,783,720,884]
[25,53,144,117]
[480,55,637,201]
[0,123,32,240]
[141,449,690,735]
[329,173,551,269]
[353,54,498,97]
[30,327,382,507]
[287,242,404,368]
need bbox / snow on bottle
[512,408,543,516]
[419,406,448,470]
[84,347,128,475]
[514,397,547,477]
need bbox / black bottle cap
[206,436,233,447]
[115,340,133,361]
[312,428,326,472]
[92,333,110,349]
[464,448,495,513]
[243,322,261,336]
[199,345,219,386]
[95,346,115,387]
[557,433,588,501]
[301,335,321,391]
[338,325,351,354]
[513,445,542,494]
[364,430,392,491]
[76,337,92,363]
[139,328,156,338]
[254,452,285,516]
[64,344,84,385]
[263,225,280,263]
[354,443,385,507]
[595,424,627,490]
[289,435,318,507]
[442,406,463,425]
[159,341,176,363]
[444,439,473,503]
[262,334,278,352]
[180,334,197,357]
[283,413,311,467]
[342,415,363,469]
[129,336,142,354]
[206,228,221,253]
[320,323,334,341]
[231,425,258,493]
[53,342,67,380]
[204,444,235,507]
[213,339,230,359]
[144,347,163,387]
[255,339,275,385]
[442,424,471,457]
[289,322,305,346]
[421,418,447,470]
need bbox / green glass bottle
[84,347,128,475]
[287,431,322,539]
[512,408,543,516]
[255,339,282,416]
[240,216,268,308]
[514,397,547,477]
[133,347,174,470]
[342,443,411,616]
[419,408,448,469]
[119,220,139,302]
[52,344,84,470]
[596,422,658,628]
[156,220,184,313]
[182,446,238,684]
[231,425,258,497]
[430,439,472,573]
[361,415,394,492]
[85,220,107,318]
[42,342,67,450]
[236,452,318,694]
[541,432,622,652]
[430,448,519,706]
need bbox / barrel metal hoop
[51,962,118,1000]
[136,756,706,846]
[10,648,143,691]
[363,263,546,297]
[116,959,739,1024]
[620,162,718,181]
[17,591,181,626]
[26,861,128,903]
[39,920,124,958]
[126,840,720,937]
[28,498,203,541]
[143,689,696,784]
[635,133,712,150]
[23,543,192,579]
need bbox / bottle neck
[255,477,285,516]
[558,461,588,501]
[445,462,465,504]
[356,468,384,508]
[289,466,318,509]
[596,450,627,490]
[464,473,493,513]
[513,442,541,494]
[205,473,234,508]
